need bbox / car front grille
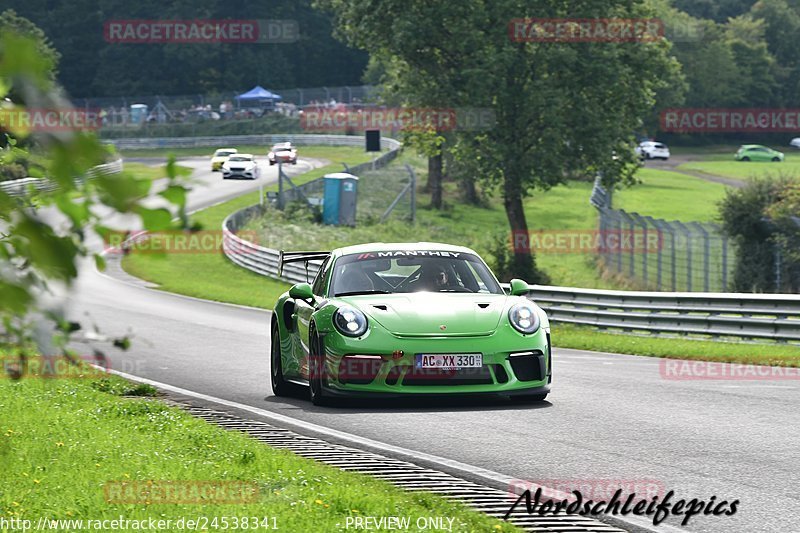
[401,365,494,386]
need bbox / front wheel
[270,320,292,397]
[772,157,781,162]
[741,156,750,162]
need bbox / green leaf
[134,206,173,231]
[12,214,80,281]
[55,196,90,227]
[0,279,33,315]
[94,253,106,272]
[159,185,187,209]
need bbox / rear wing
[277,250,331,278]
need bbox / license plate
[415,353,482,369]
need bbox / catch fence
[591,178,735,292]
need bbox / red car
[268,142,298,165]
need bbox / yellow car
[211,148,238,171]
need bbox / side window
[312,258,330,296]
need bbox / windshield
[330,251,503,296]
[215,150,235,157]
[228,156,252,162]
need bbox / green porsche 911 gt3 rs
[271,242,551,405]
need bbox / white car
[636,141,670,160]
[268,142,298,165]
[211,148,237,171]
[790,138,800,149]
[222,154,260,180]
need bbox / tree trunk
[461,174,479,204]
[502,173,549,284]
[428,153,443,209]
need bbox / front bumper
[222,170,257,179]
[319,326,551,396]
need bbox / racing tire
[741,156,750,162]
[270,319,293,397]
[308,324,332,406]
[772,157,781,162]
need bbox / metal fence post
[646,216,664,290]
[277,161,284,210]
[619,211,636,279]
[597,208,606,266]
[675,221,692,291]
[612,210,623,273]
[633,212,648,285]
[407,164,417,223]
[691,222,710,292]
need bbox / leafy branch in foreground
[0,30,188,376]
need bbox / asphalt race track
[63,156,799,533]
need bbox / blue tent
[235,86,283,105]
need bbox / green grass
[615,168,728,222]
[667,145,741,155]
[0,364,518,532]
[120,145,382,163]
[677,153,800,181]
[121,146,380,308]
[124,150,736,308]
[119,162,192,181]
[556,324,800,366]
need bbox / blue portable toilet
[130,104,148,125]
[323,173,359,226]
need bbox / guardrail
[0,159,124,198]
[222,208,800,341]
[223,205,324,285]
[106,134,402,152]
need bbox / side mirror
[509,278,529,296]
[289,282,314,301]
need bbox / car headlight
[333,305,368,337]
[508,302,541,334]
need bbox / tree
[318,0,677,280]
[671,0,756,22]
[750,0,800,106]
[9,0,368,97]
[0,9,60,79]
[719,177,800,293]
